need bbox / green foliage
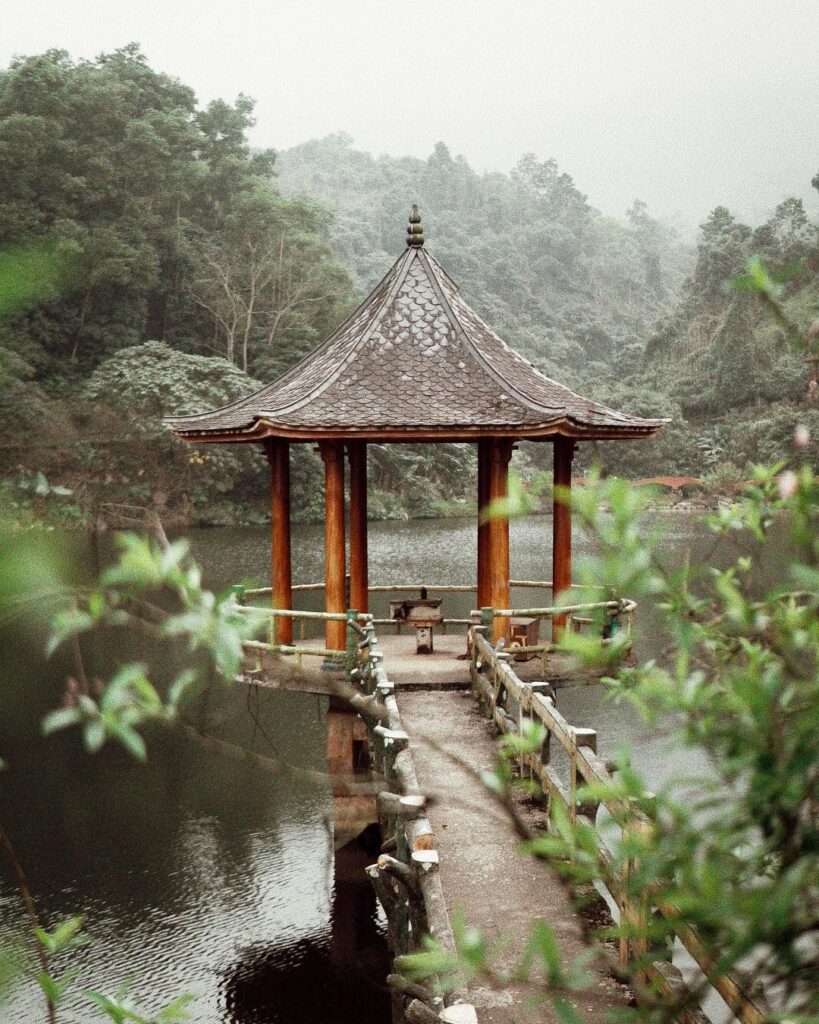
[0,45,351,380]
[42,531,264,728]
[572,467,817,1018]
[480,468,552,523]
[366,443,478,520]
[0,46,356,525]
[33,916,87,958]
[66,341,266,524]
[84,988,194,1024]
[620,201,818,476]
[0,243,75,320]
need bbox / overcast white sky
[4,0,818,228]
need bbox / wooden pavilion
[166,208,664,651]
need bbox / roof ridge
[164,246,415,427]
[258,247,419,420]
[420,249,664,428]
[417,248,568,417]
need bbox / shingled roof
[166,209,666,443]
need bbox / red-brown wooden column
[347,441,368,614]
[265,438,293,645]
[552,436,575,638]
[319,441,347,653]
[476,438,491,608]
[488,438,513,642]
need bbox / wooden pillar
[320,441,347,653]
[477,438,491,608]
[347,441,368,614]
[265,438,292,645]
[552,436,575,638]
[488,438,513,642]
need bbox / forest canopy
[1,47,817,526]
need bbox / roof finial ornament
[406,204,424,247]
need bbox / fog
[3,0,818,228]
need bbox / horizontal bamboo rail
[469,628,769,1024]
[242,638,344,660]
[474,599,636,618]
[369,617,475,628]
[237,581,616,651]
[240,579,599,599]
[235,605,362,623]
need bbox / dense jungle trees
[0,46,352,383]
[0,47,354,522]
[1,49,817,525]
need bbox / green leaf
[45,607,94,657]
[156,993,196,1021]
[35,966,79,1004]
[167,670,197,713]
[36,971,60,1003]
[83,719,106,754]
[41,707,82,735]
[35,915,87,955]
[113,725,147,762]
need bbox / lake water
[0,511,718,1023]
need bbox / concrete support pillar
[347,441,368,615]
[265,438,292,645]
[320,440,347,653]
[552,437,575,639]
[488,438,513,643]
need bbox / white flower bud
[777,470,798,500]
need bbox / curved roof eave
[167,413,670,445]
[164,212,670,444]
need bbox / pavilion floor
[289,630,604,690]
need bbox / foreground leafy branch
[1,531,268,1022]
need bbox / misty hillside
[276,135,819,479]
[275,134,692,383]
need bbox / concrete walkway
[397,689,629,1024]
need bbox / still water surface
[0,512,714,1023]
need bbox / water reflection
[224,827,388,1024]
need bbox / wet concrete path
[396,689,629,1024]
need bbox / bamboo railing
[471,599,635,670]
[469,626,770,1024]
[348,617,478,1024]
[237,579,613,641]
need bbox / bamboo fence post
[480,606,494,633]
[631,817,653,986]
[572,727,598,823]
[345,609,358,677]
